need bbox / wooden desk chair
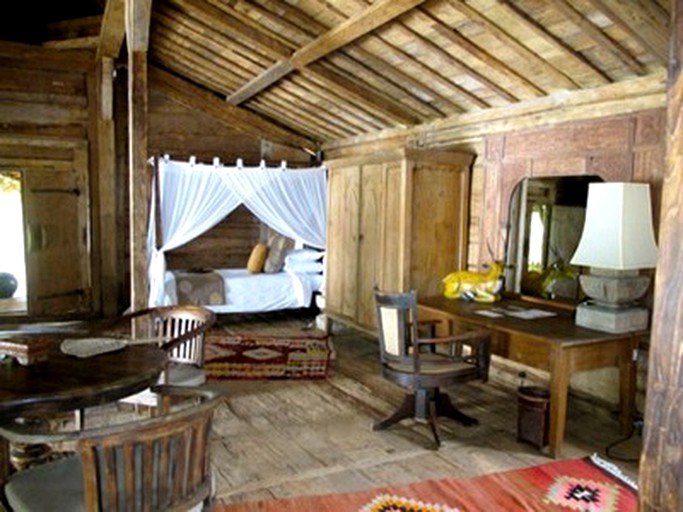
[0,385,224,511]
[373,289,491,448]
[87,305,216,414]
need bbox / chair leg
[427,399,441,449]
[434,389,478,426]
[373,394,415,431]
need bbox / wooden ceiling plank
[445,0,580,90]
[304,65,421,126]
[552,0,648,76]
[584,0,669,64]
[253,90,354,139]
[249,98,344,141]
[327,54,445,119]
[153,8,265,82]
[229,0,428,105]
[98,0,125,59]
[287,74,386,132]
[341,47,458,115]
[152,39,244,93]
[421,6,546,97]
[494,1,611,87]
[391,16,511,105]
[168,0,292,61]
[150,66,316,151]
[154,7,271,73]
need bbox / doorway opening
[0,170,27,315]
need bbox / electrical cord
[604,413,643,463]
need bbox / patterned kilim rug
[204,313,331,380]
[216,454,637,512]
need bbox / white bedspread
[164,269,323,313]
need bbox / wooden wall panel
[475,110,666,266]
[165,205,261,270]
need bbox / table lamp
[570,182,658,333]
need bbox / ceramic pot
[0,272,18,298]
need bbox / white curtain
[148,158,327,306]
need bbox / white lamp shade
[570,182,658,270]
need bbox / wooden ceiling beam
[444,0,580,91]
[150,66,317,152]
[552,0,648,76]
[584,0,669,64]
[227,0,428,104]
[98,0,125,59]
[168,0,423,128]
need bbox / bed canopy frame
[148,156,327,307]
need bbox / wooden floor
[202,315,642,508]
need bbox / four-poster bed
[148,157,327,313]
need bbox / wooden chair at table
[373,288,491,449]
[0,385,224,512]
[79,305,216,420]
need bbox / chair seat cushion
[387,353,476,375]
[5,455,84,512]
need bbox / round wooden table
[0,334,167,420]
[0,333,168,486]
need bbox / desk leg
[548,347,570,458]
[619,336,637,434]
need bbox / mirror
[504,175,603,304]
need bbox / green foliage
[0,172,21,193]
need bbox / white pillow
[284,249,324,265]
[284,260,324,274]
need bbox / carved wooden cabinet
[324,148,474,332]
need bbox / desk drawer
[494,332,551,371]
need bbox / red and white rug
[216,454,637,512]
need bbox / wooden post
[125,0,152,311]
[638,1,683,509]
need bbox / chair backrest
[373,289,420,366]
[374,288,491,384]
[78,385,223,511]
[122,305,216,367]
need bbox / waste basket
[517,386,550,448]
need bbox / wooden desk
[0,333,167,482]
[418,296,640,458]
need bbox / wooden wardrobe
[324,148,474,332]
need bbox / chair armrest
[415,329,490,346]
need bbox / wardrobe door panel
[356,164,384,330]
[325,166,360,322]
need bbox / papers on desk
[475,307,557,320]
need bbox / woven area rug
[215,454,637,512]
[205,316,331,380]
